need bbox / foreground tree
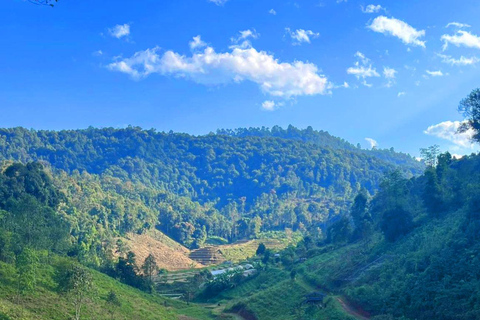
[327,216,352,244]
[16,247,39,295]
[256,243,266,255]
[380,207,413,242]
[141,254,159,290]
[106,290,121,320]
[420,145,440,168]
[458,88,480,143]
[58,265,94,320]
[350,191,373,241]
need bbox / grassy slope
[200,266,356,320]
[0,257,214,320]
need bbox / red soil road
[336,297,370,320]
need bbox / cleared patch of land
[121,230,204,271]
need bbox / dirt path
[335,297,370,320]
[297,277,370,320]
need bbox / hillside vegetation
[207,149,480,320]
[0,126,421,253]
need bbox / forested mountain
[216,125,422,170]
[0,127,422,251]
[198,150,480,320]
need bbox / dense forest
[0,126,422,255]
[200,151,480,320]
[183,89,480,320]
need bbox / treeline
[0,126,423,250]
[216,125,423,173]
[0,126,422,206]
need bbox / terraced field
[189,247,226,265]
[219,239,289,262]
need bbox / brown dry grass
[121,230,204,271]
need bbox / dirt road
[336,297,370,320]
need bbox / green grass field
[0,257,215,320]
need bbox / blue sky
[2,0,480,156]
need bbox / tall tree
[58,265,94,320]
[420,145,440,168]
[423,169,445,217]
[16,247,39,295]
[380,207,413,242]
[141,254,159,288]
[350,191,372,241]
[106,290,121,320]
[458,88,480,143]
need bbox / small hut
[304,292,326,306]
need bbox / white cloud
[347,52,379,86]
[446,22,471,29]
[189,36,207,50]
[262,101,275,111]
[108,24,130,39]
[361,4,384,13]
[441,30,480,50]
[92,50,103,56]
[383,67,397,87]
[437,54,479,66]
[426,70,444,77]
[269,9,277,15]
[424,120,475,148]
[108,39,331,98]
[365,138,378,149]
[208,0,228,5]
[397,91,406,97]
[383,67,397,79]
[232,29,259,42]
[285,28,320,45]
[261,100,284,111]
[230,29,259,49]
[368,16,426,47]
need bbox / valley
[1,119,480,320]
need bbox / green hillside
[203,149,480,320]
[0,126,422,251]
[0,257,214,320]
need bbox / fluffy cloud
[424,120,475,148]
[398,91,406,97]
[383,67,397,79]
[365,138,378,149]
[230,29,259,49]
[108,38,330,98]
[426,70,444,77]
[347,52,379,86]
[285,28,320,45]
[261,100,284,111]
[262,101,276,111]
[437,54,479,66]
[190,36,207,50]
[383,67,397,87]
[368,16,426,47]
[208,0,228,5]
[446,22,471,29]
[361,4,384,13]
[108,24,130,39]
[441,30,480,50]
[269,9,277,15]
